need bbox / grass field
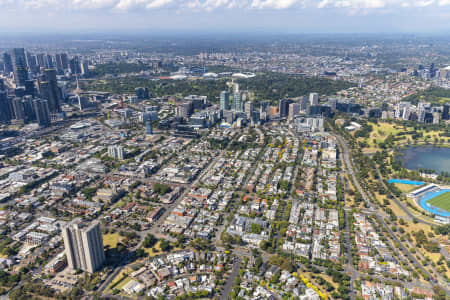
[143,241,181,257]
[359,122,446,151]
[103,233,121,249]
[394,183,419,193]
[427,192,450,212]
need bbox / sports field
[427,191,450,212]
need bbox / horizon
[1,0,450,34]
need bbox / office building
[26,52,38,74]
[260,101,270,114]
[33,99,51,127]
[328,97,338,110]
[442,105,449,120]
[309,93,319,106]
[55,53,69,75]
[24,80,35,97]
[233,92,242,111]
[244,101,254,119]
[70,56,81,74]
[176,102,192,119]
[279,99,293,118]
[36,53,46,69]
[81,60,90,76]
[2,52,13,74]
[46,54,54,69]
[139,111,158,124]
[220,91,230,110]
[10,48,29,86]
[432,112,440,124]
[135,87,149,100]
[62,221,105,273]
[11,98,25,121]
[0,91,12,123]
[108,145,125,160]
[288,103,301,120]
[39,69,61,113]
[299,96,308,111]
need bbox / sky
[1,0,450,33]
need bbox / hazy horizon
[1,0,450,34]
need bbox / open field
[427,192,450,212]
[103,233,121,249]
[439,97,450,103]
[143,240,162,257]
[394,183,420,193]
[143,241,181,257]
[359,122,447,150]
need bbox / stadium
[408,184,450,222]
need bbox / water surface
[398,146,450,174]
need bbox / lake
[398,146,450,174]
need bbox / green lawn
[394,183,419,193]
[427,192,450,212]
[103,233,121,249]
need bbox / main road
[333,133,449,296]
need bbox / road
[220,257,242,300]
[373,164,435,226]
[343,210,356,300]
[98,151,225,296]
[334,133,449,296]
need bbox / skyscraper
[62,221,105,273]
[80,60,90,76]
[39,69,61,113]
[0,90,11,124]
[2,52,13,74]
[108,146,125,160]
[46,54,54,69]
[233,92,242,111]
[10,48,29,86]
[299,96,308,111]
[55,53,69,75]
[70,56,81,74]
[26,52,38,74]
[220,91,230,110]
[288,103,301,120]
[309,93,319,106]
[244,101,254,119]
[24,80,36,97]
[442,104,449,120]
[279,98,293,118]
[36,53,46,69]
[11,97,25,121]
[33,99,51,127]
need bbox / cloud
[250,0,300,9]
[71,0,116,9]
[315,0,448,9]
[1,0,450,12]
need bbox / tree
[159,239,172,252]
[142,234,158,248]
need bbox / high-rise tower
[62,221,105,273]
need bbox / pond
[397,146,450,174]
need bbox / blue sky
[1,0,450,33]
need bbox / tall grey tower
[10,48,29,87]
[62,221,105,273]
[220,91,230,110]
[38,69,61,113]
